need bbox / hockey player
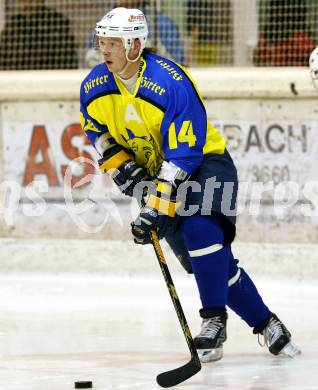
[80,7,301,362]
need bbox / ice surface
[0,239,317,389]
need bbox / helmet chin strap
[117,43,142,78]
[117,60,132,78]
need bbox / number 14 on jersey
[168,120,197,149]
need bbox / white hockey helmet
[309,46,318,90]
[95,7,148,60]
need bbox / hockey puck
[74,381,93,389]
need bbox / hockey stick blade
[157,356,201,387]
[156,357,201,388]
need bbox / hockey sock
[181,214,229,309]
[226,248,270,327]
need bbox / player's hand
[99,152,148,197]
[131,180,179,245]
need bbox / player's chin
[104,60,114,70]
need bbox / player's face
[98,37,127,73]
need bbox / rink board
[0,69,318,242]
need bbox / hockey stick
[150,230,201,388]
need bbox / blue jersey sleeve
[160,81,207,174]
[80,84,108,146]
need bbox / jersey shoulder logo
[156,59,183,81]
[83,74,109,95]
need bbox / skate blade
[279,342,301,357]
[198,347,223,363]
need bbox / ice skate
[254,313,301,357]
[194,309,227,363]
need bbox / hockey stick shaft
[150,230,201,387]
[150,230,196,354]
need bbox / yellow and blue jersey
[80,52,226,177]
